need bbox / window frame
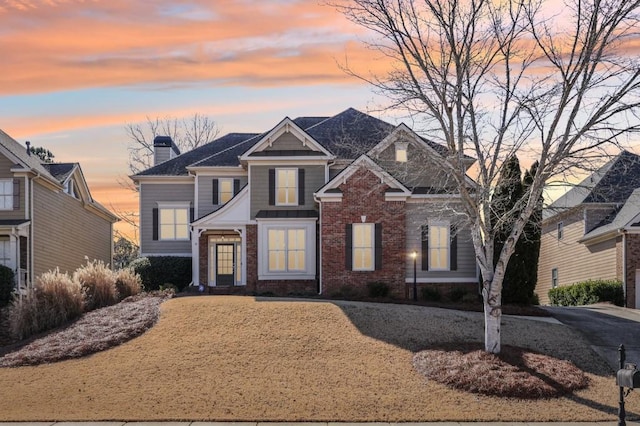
[267,228,306,273]
[157,202,190,241]
[429,221,450,271]
[352,223,375,271]
[551,268,558,288]
[0,179,13,210]
[275,168,298,206]
[557,221,564,240]
[395,142,408,162]
[218,178,234,205]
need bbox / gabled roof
[42,163,76,183]
[0,129,59,185]
[580,188,640,243]
[546,151,640,219]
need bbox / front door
[216,243,235,286]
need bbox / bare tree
[126,113,219,174]
[335,0,640,353]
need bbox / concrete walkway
[0,423,637,426]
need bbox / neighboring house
[0,129,118,290]
[131,108,479,297]
[537,150,640,308]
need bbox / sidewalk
[0,422,638,426]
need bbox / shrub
[131,256,191,292]
[74,259,117,311]
[8,268,83,340]
[421,287,441,302]
[0,264,15,306]
[449,287,467,303]
[549,279,624,306]
[367,281,390,298]
[115,268,142,300]
[332,285,362,300]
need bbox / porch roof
[255,210,319,219]
[0,219,30,226]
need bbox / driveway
[543,303,640,371]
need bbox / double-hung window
[551,268,558,288]
[218,178,234,204]
[0,179,13,210]
[557,222,564,240]
[395,142,408,162]
[429,222,450,270]
[352,223,374,271]
[268,228,306,272]
[276,168,297,206]
[159,204,190,240]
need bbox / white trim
[157,202,191,241]
[257,219,316,280]
[275,168,298,206]
[194,174,199,219]
[218,178,234,205]
[428,221,450,271]
[141,252,192,257]
[131,176,194,184]
[240,117,334,161]
[186,167,246,175]
[404,277,478,284]
[243,159,330,166]
[0,179,13,210]
[352,223,375,271]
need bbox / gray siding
[0,154,25,220]
[140,182,194,255]
[405,204,477,280]
[377,144,456,190]
[250,165,324,218]
[197,176,248,218]
[32,182,112,277]
[264,132,315,151]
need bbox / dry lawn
[0,295,638,422]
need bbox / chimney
[25,141,31,156]
[153,136,180,166]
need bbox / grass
[0,295,637,422]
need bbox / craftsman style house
[537,151,640,308]
[0,129,118,291]
[132,108,479,297]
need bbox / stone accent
[321,167,406,298]
[198,234,208,286]
[246,224,258,293]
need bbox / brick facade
[321,167,407,298]
[198,234,208,286]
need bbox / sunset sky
[0,0,390,240]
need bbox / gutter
[621,229,627,307]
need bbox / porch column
[241,227,247,285]
[191,227,201,287]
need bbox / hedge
[548,279,624,306]
[130,256,191,292]
[0,264,14,306]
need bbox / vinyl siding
[140,182,194,255]
[32,182,112,277]
[537,208,619,304]
[249,165,324,218]
[0,154,25,220]
[377,144,456,190]
[405,204,477,280]
[197,176,248,218]
[263,132,315,151]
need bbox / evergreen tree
[29,146,55,163]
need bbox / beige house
[537,151,640,308]
[0,129,118,291]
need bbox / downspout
[621,229,627,307]
[29,175,35,288]
[314,193,322,296]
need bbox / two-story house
[0,129,118,290]
[537,150,640,308]
[132,108,479,297]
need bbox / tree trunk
[483,293,501,354]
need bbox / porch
[0,220,30,292]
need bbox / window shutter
[12,179,19,211]
[298,168,305,206]
[345,224,353,270]
[233,179,240,196]
[374,223,383,270]
[450,225,458,271]
[189,208,195,240]
[152,208,159,241]
[212,179,219,204]
[268,169,275,205]
[421,225,429,271]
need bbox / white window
[557,222,564,240]
[551,268,558,288]
[395,143,408,162]
[0,179,13,210]
[0,239,10,267]
[159,204,189,240]
[276,168,297,206]
[429,222,450,270]
[353,223,374,271]
[268,228,306,272]
[219,178,234,204]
